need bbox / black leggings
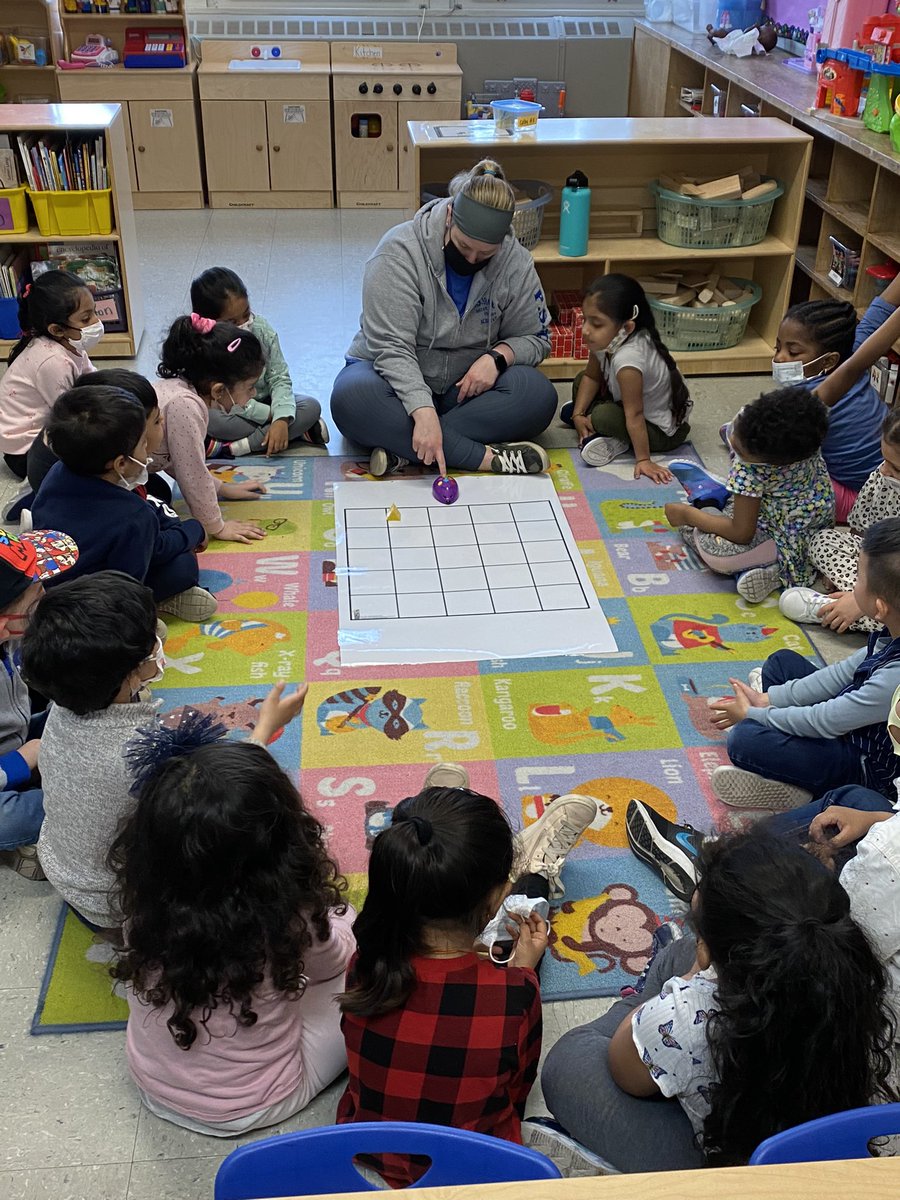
[4,452,28,481]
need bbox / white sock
[229,437,252,457]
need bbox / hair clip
[190,312,216,335]
[226,337,241,353]
[125,709,228,795]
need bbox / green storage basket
[649,278,762,352]
[651,178,783,249]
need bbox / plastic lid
[566,170,589,189]
[867,263,899,279]
[816,46,873,71]
[490,98,543,113]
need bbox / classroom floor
[0,209,859,1199]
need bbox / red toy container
[859,13,900,64]
[815,47,871,117]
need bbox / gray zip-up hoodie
[346,198,550,415]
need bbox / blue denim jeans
[767,783,895,841]
[726,650,864,799]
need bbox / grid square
[347,526,390,550]
[474,522,518,544]
[445,590,494,616]
[351,570,396,595]
[485,564,534,590]
[429,505,472,525]
[436,544,482,569]
[516,520,562,542]
[537,584,590,610]
[398,592,447,617]
[345,508,390,528]
[395,568,442,594]
[471,503,513,523]
[529,560,579,587]
[350,594,399,620]
[441,566,489,591]
[391,546,437,571]
[492,587,541,613]
[432,524,477,547]
[347,547,389,571]
[511,500,554,522]
[388,526,434,549]
[524,540,570,564]
[396,508,430,526]
[488,542,527,566]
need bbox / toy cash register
[123,27,187,69]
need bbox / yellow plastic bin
[0,186,30,235]
[26,189,113,237]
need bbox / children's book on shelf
[31,241,126,332]
[0,249,27,301]
[14,133,108,193]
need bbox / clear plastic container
[490,98,543,132]
[672,0,718,34]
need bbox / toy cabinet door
[398,101,460,201]
[129,100,203,193]
[333,99,398,193]
[266,100,332,191]
[203,100,269,192]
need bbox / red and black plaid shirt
[337,951,542,1183]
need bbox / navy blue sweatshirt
[32,463,205,585]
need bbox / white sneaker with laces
[580,435,629,468]
[517,794,599,898]
[711,765,813,811]
[736,563,782,603]
[369,448,409,477]
[422,762,470,790]
[747,666,763,692]
[779,586,830,624]
[157,586,218,623]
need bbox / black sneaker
[489,442,549,474]
[626,798,704,905]
[369,448,409,477]
[302,418,331,446]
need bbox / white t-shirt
[841,812,900,1027]
[630,969,719,1135]
[596,330,691,438]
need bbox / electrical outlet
[537,80,567,115]
[483,79,516,98]
[513,77,538,97]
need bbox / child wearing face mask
[31,384,215,622]
[561,274,692,483]
[0,272,101,480]
[19,572,169,937]
[155,315,269,545]
[190,267,327,458]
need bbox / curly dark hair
[732,386,829,466]
[109,740,346,1049]
[694,828,897,1166]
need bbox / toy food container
[490,98,543,132]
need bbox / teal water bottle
[559,169,591,257]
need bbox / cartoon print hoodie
[345,197,550,415]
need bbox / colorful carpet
[33,446,819,1033]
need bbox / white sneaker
[779,586,830,624]
[369,448,409,477]
[736,563,782,603]
[711,765,813,811]
[747,666,763,693]
[523,1118,615,1177]
[423,762,470,790]
[580,435,629,468]
[157,586,218,623]
[517,794,599,899]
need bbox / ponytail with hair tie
[404,814,433,846]
[190,312,216,335]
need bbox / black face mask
[444,238,489,277]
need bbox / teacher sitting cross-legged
[331,157,558,477]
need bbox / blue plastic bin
[0,297,20,341]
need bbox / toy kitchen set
[331,42,462,208]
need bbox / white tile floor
[0,210,861,1198]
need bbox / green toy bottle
[891,92,900,154]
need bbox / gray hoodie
[346,198,550,415]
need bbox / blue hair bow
[126,709,228,795]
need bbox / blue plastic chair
[214,1121,562,1200]
[750,1103,900,1165]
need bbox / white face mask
[69,319,105,351]
[880,469,900,491]
[236,315,254,331]
[116,454,150,492]
[771,352,831,385]
[605,306,639,357]
[139,636,166,689]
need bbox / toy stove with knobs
[331,42,462,208]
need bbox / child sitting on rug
[780,407,900,635]
[154,314,269,545]
[190,266,328,458]
[338,772,597,1185]
[703,518,900,811]
[31,384,215,623]
[0,526,78,880]
[533,828,897,1173]
[110,687,352,1135]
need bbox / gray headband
[451,192,514,244]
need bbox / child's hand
[808,804,892,850]
[216,519,266,544]
[250,681,309,746]
[220,481,268,501]
[262,419,290,457]
[509,911,549,970]
[708,678,770,729]
[664,501,696,528]
[573,414,594,442]
[818,591,863,633]
[194,530,209,554]
[635,458,674,485]
[18,738,40,772]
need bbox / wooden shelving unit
[410,116,810,378]
[630,21,900,330]
[54,0,203,210]
[0,102,144,358]
[0,1,60,104]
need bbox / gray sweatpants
[541,935,705,1173]
[206,393,321,453]
[330,360,557,472]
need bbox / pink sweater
[0,337,94,455]
[126,907,356,1123]
[152,377,224,535]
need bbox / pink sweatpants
[832,478,858,525]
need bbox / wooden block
[594,209,644,238]
[638,277,681,296]
[711,288,731,306]
[741,179,778,200]
[694,174,743,200]
[659,291,697,307]
[717,277,744,300]
[698,287,715,304]
[737,165,762,191]
[681,272,711,289]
